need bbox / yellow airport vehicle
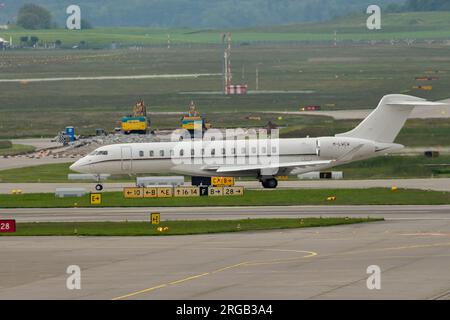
[121,117,148,133]
[223,186,244,196]
[413,85,433,91]
[123,187,144,199]
[181,117,204,131]
[121,100,150,134]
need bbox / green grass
[0,188,448,208]
[0,162,172,183]
[0,140,12,149]
[0,144,35,156]
[0,163,73,183]
[0,218,382,236]
[336,155,450,179]
[1,45,450,139]
[280,118,450,147]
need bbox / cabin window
[180,149,184,156]
[191,149,195,156]
[139,151,144,157]
[211,149,216,156]
[261,147,267,153]
[202,149,205,156]
[170,150,174,157]
[272,147,277,154]
[231,148,236,155]
[159,150,164,157]
[251,147,257,154]
[222,148,226,155]
[149,150,154,157]
[241,147,246,154]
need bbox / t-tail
[336,94,446,143]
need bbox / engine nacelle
[317,137,375,161]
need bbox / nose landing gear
[94,174,104,191]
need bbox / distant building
[0,37,9,49]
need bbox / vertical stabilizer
[336,94,444,143]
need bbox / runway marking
[0,73,221,83]
[169,273,210,285]
[112,284,168,300]
[211,262,249,274]
[306,241,450,299]
[400,233,450,237]
[345,241,450,255]
[111,250,318,300]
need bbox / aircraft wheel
[261,178,278,189]
[95,184,104,191]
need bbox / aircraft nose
[69,160,81,172]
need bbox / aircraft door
[121,146,133,172]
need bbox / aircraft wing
[208,160,334,173]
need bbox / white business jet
[70,95,444,189]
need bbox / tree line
[11,0,403,29]
[387,0,450,12]
[11,0,450,30]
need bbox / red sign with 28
[0,220,16,233]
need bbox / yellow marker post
[90,193,102,205]
[123,187,144,199]
[143,187,158,198]
[223,186,244,196]
[174,187,200,197]
[157,187,173,198]
[151,213,160,225]
[208,187,224,197]
[212,177,235,187]
[190,187,200,197]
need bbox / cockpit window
[90,150,108,156]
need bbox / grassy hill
[2,12,450,48]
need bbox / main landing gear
[260,177,278,189]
